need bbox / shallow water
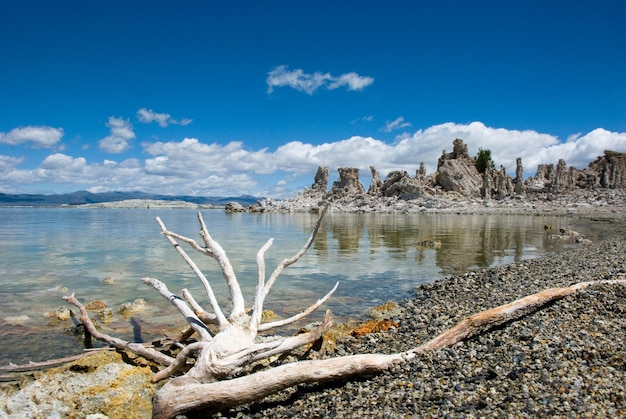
[0,207,609,365]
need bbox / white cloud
[143,138,275,176]
[327,72,375,91]
[382,116,411,133]
[0,155,24,170]
[0,126,64,147]
[99,117,136,153]
[267,65,374,94]
[40,153,86,170]
[351,115,374,125]
[3,121,625,197]
[136,108,192,127]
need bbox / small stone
[97,307,114,323]
[44,307,72,321]
[86,300,107,310]
[4,315,30,325]
[119,298,147,316]
[102,276,116,285]
[370,301,401,320]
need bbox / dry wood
[0,352,96,374]
[63,293,175,367]
[151,279,626,418]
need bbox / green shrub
[475,148,495,174]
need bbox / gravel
[218,220,626,418]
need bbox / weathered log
[152,279,626,418]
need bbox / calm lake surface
[0,207,610,365]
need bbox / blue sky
[1,1,625,197]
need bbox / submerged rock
[225,201,246,213]
[119,299,147,317]
[85,300,107,310]
[102,276,116,285]
[45,307,72,321]
[3,315,30,326]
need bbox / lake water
[0,207,609,365]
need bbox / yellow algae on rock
[369,300,401,320]
[261,309,276,322]
[85,300,107,310]
[119,298,147,317]
[0,351,157,418]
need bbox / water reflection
[0,208,607,365]
[308,213,586,275]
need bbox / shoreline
[1,212,625,418]
[227,230,626,418]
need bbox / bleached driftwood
[61,206,626,419]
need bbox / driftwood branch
[258,282,339,332]
[63,293,175,366]
[156,216,230,327]
[152,279,626,418]
[151,341,209,382]
[141,277,213,341]
[197,212,246,317]
[411,279,624,353]
[252,205,329,326]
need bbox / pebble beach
[221,214,626,418]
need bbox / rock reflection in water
[300,213,589,275]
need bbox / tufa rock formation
[330,167,365,196]
[312,166,330,192]
[525,151,626,192]
[368,166,383,195]
[435,138,482,196]
[514,158,524,195]
[589,150,626,189]
[244,139,626,212]
[381,171,424,200]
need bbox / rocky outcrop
[481,167,492,200]
[380,171,424,200]
[368,166,383,195]
[225,201,247,212]
[330,167,365,196]
[0,351,156,418]
[435,139,482,196]
[311,166,330,192]
[417,162,427,178]
[514,158,524,195]
[494,166,513,199]
[589,150,626,189]
[242,140,625,213]
[524,150,626,193]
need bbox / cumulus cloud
[3,121,625,197]
[136,108,193,127]
[0,155,24,174]
[143,138,275,176]
[382,117,411,133]
[0,126,64,147]
[267,122,626,181]
[99,117,136,153]
[267,65,374,94]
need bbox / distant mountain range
[0,191,261,207]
